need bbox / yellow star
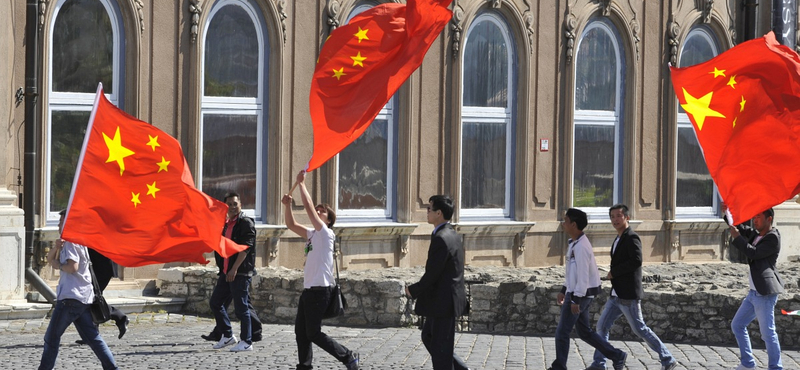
[332,67,346,80]
[131,192,141,208]
[733,116,738,128]
[680,88,726,131]
[351,52,367,67]
[354,27,369,43]
[146,181,160,199]
[739,96,746,112]
[103,127,135,176]
[710,67,726,78]
[727,75,737,89]
[146,135,160,151]
[157,156,170,172]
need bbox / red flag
[669,32,800,225]
[61,85,247,267]
[306,0,452,171]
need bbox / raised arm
[295,171,325,231]
[282,193,308,237]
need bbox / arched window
[572,18,624,215]
[47,0,125,222]
[200,0,268,220]
[676,26,719,216]
[335,1,397,221]
[460,12,515,219]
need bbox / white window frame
[459,12,514,220]
[675,26,720,218]
[46,0,123,223]
[335,2,396,222]
[571,20,623,219]
[199,0,266,221]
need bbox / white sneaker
[230,341,253,352]
[212,335,238,349]
[735,364,755,370]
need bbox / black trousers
[295,287,351,369]
[421,316,469,370]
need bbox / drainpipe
[743,0,758,41]
[24,0,55,303]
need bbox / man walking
[728,207,784,370]
[208,192,258,352]
[549,208,626,370]
[587,204,676,370]
[406,195,470,370]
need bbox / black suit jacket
[732,225,784,295]
[609,227,644,300]
[214,212,257,276]
[408,223,467,318]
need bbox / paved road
[2,313,798,369]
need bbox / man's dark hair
[223,192,240,202]
[609,204,629,216]
[429,195,454,220]
[763,207,775,221]
[316,203,336,228]
[566,208,588,231]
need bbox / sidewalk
[2,313,798,369]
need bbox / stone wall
[157,263,800,348]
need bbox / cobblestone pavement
[2,313,799,369]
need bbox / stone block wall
[157,264,800,348]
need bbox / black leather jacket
[214,212,256,276]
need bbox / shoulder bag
[322,244,347,319]
[88,260,111,324]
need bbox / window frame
[46,0,125,224]
[199,0,268,221]
[571,18,624,218]
[459,12,515,220]
[675,25,720,218]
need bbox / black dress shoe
[201,330,222,342]
[116,318,129,339]
[75,339,86,345]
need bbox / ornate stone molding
[491,0,501,9]
[327,0,340,33]
[598,0,611,16]
[522,1,535,54]
[701,0,713,24]
[630,18,640,62]
[38,0,47,32]
[277,0,287,44]
[564,13,577,65]
[134,0,145,34]
[451,4,464,59]
[668,20,679,66]
[189,0,202,44]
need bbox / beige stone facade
[2,0,800,290]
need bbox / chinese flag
[306,0,452,171]
[61,85,247,267]
[669,32,800,225]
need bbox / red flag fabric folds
[306,0,453,171]
[61,86,247,267]
[669,32,800,225]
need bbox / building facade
[1,0,799,296]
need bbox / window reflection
[463,21,508,108]
[461,122,506,209]
[573,124,615,207]
[205,4,259,97]
[338,120,388,210]
[50,111,89,213]
[202,114,258,209]
[575,26,616,111]
[53,0,113,93]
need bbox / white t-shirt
[303,225,335,289]
[56,241,95,304]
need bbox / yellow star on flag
[739,96,746,112]
[727,75,738,89]
[157,156,170,172]
[103,127,135,176]
[146,181,160,199]
[332,67,346,80]
[351,52,367,67]
[680,88,726,130]
[146,135,160,151]
[131,192,141,208]
[710,67,726,78]
[354,27,369,43]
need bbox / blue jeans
[209,274,253,343]
[731,290,782,370]
[551,293,624,370]
[39,299,117,370]
[591,297,674,368]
